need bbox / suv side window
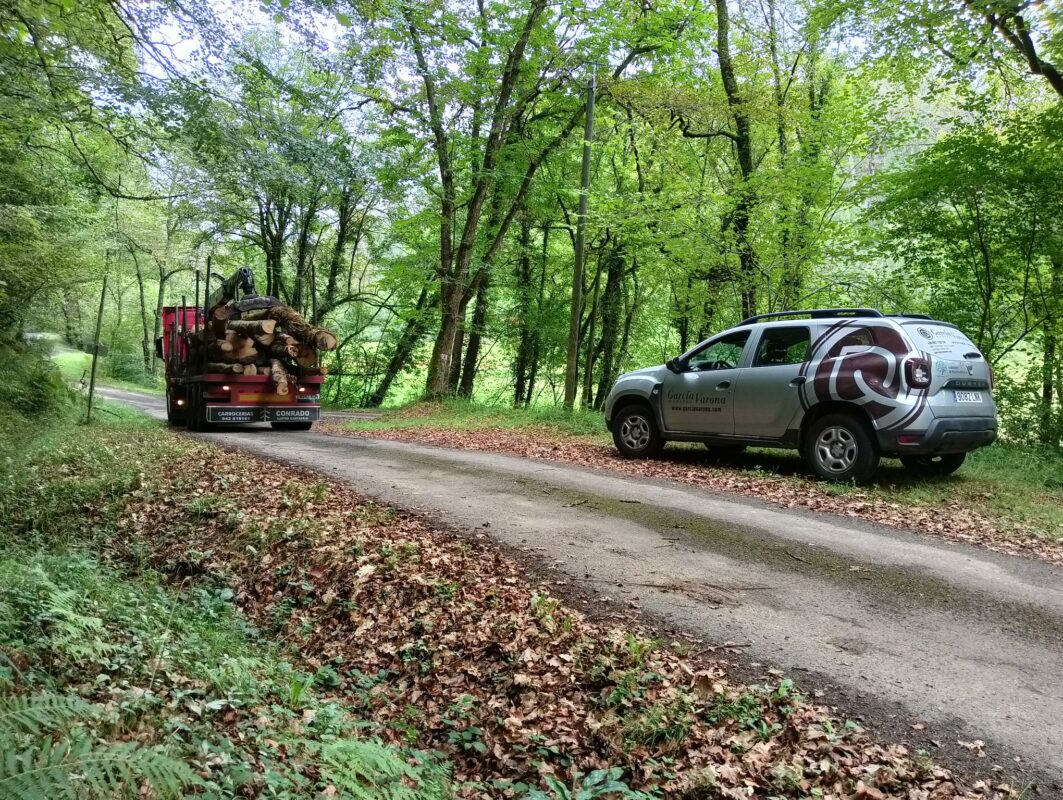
[686,330,750,372]
[753,326,810,367]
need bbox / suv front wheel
[612,404,664,459]
[804,413,879,483]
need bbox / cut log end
[269,358,290,395]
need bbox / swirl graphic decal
[798,322,927,430]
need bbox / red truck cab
[159,305,322,431]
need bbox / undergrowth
[0,413,451,799]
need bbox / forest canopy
[1,0,1060,442]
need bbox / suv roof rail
[739,308,883,326]
[885,312,934,320]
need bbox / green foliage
[0,730,201,800]
[520,768,654,800]
[0,414,454,799]
[312,739,451,800]
[0,343,72,443]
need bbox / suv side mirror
[666,358,681,373]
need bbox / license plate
[953,391,983,403]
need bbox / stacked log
[191,296,336,389]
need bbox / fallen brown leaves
[322,424,1063,568]
[114,439,1017,799]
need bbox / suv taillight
[988,362,995,390]
[905,357,931,388]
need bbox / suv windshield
[903,322,981,359]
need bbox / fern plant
[522,768,656,800]
[311,738,451,799]
[0,692,201,799]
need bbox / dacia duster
[603,309,997,482]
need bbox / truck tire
[271,421,313,431]
[803,412,879,483]
[186,385,215,432]
[165,394,186,427]
[900,453,966,476]
[612,404,664,459]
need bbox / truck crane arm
[205,267,257,310]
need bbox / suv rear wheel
[900,453,966,476]
[804,413,879,483]
[612,404,664,459]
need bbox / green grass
[0,412,451,799]
[348,397,610,440]
[51,348,163,395]
[348,401,1063,545]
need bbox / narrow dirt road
[97,387,1063,786]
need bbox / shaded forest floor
[0,409,1026,798]
[327,401,1063,567]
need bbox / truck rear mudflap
[206,405,320,424]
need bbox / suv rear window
[903,323,981,359]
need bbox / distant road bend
[98,386,1063,787]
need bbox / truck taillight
[905,357,931,388]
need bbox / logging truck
[158,268,332,431]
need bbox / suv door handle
[715,381,731,390]
[790,376,807,387]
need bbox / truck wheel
[165,394,185,427]
[804,413,879,483]
[271,421,313,431]
[612,404,664,459]
[900,453,966,476]
[186,385,215,432]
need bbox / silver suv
[603,309,997,482]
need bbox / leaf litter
[111,436,1023,798]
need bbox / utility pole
[85,275,108,424]
[564,65,596,410]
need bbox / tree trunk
[321,188,353,323]
[61,289,82,348]
[459,277,489,398]
[425,284,463,397]
[448,302,467,393]
[582,255,603,408]
[524,225,549,407]
[367,284,434,408]
[1041,258,1062,444]
[513,216,535,407]
[130,249,152,371]
[292,193,320,315]
[594,243,626,407]
[715,0,758,318]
